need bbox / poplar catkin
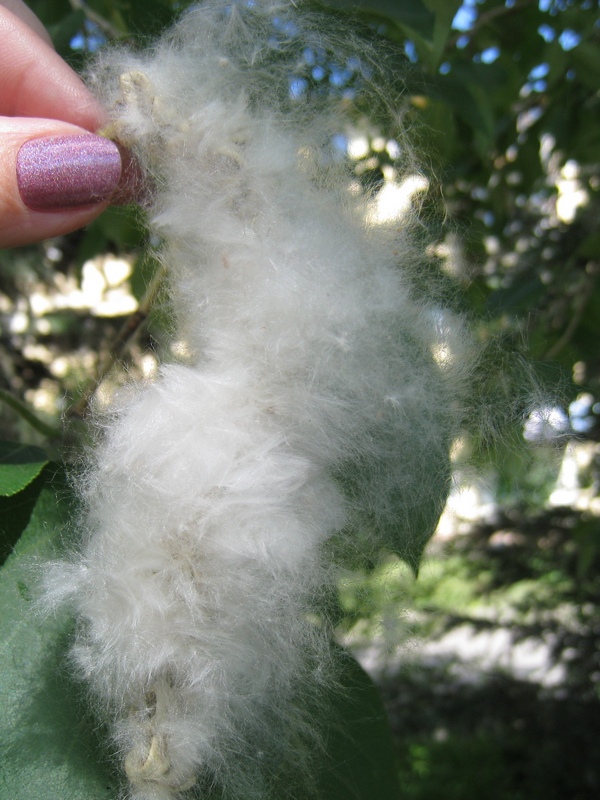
[43,2,475,797]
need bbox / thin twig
[69,262,168,418]
[68,0,123,40]
[545,275,595,361]
[0,389,62,439]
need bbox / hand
[0,0,123,248]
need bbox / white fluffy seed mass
[44,2,474,798]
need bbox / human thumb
[0,119,122,249]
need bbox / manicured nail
[17,135,122,212]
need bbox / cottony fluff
[44,2,473,798]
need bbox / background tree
[1,1,598,798]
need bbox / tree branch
[68,0,123,40]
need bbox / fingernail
[17,134,122,212]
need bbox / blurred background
[1,1,599,797]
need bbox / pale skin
[0,0,114,247]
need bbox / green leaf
[544,40,569,90]
[571,41,600,92]
[429,73,495,143]
[315,651,401,799]
[422,0,462,70]
[97,205,146,251]
[334,439,450,577]
[415,97,458,161]
[120,0,183,37]
[0,472,118,800]
[0,469,45,566]
[0,442,49,497]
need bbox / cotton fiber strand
[43,1,474,797]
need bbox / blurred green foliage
[5,0,598,486]
[338,503,600,798]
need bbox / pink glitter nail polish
[17,135,122,212]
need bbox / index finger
[0,4,104,131]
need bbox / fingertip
[109,145,150,207]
